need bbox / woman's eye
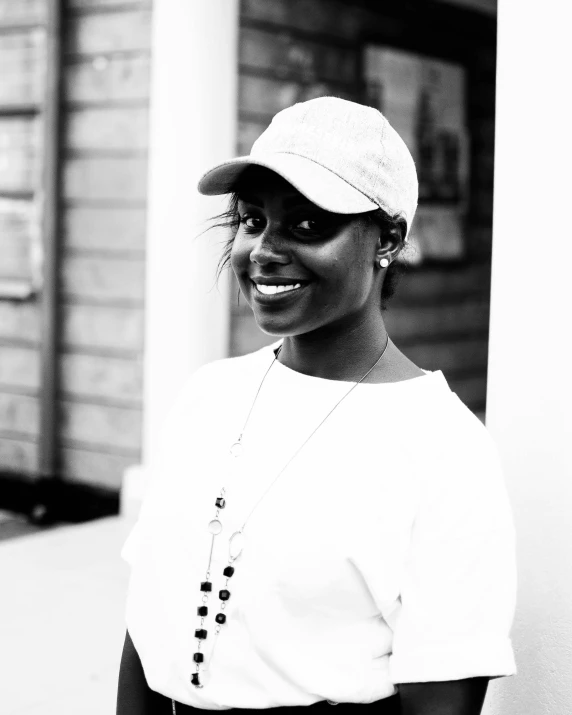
[296,220,317,231]
[239,215,263,230]
[293,219,324,234]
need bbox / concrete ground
[0,514,133,714]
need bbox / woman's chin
[254,318,295,337]
[253,313,309,338]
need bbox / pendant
[191,669,211,688]
[208,519,222,535]
[229,441,243,458]
[229,530,245,560]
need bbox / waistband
[171,695,401,715]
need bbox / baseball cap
[197,96,418,236]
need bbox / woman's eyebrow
[282,195,316,211]
[237,194,316,211]
[238,194,262,207]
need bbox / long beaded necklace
[172,335,390,711]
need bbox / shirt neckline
[265,342,445,389]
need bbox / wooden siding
[0,199,38,279]
[65,106,149,152]
[231,0,497,413]
[63,205,147,252]
[0,29,46,106]
[0,117,41,193]
[0,392,39,437]
[0,302,40,344]
[57,0,151,489]
[240,0,363,39]
[0,1,46,25]
[0,435,39,473]
[0,3,46,475]
[61,304,144,354]
[0,346,40,391]
[0,0,151,492]
[64,55,151,104]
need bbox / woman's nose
[249,227,289,266]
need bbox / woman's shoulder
[392,371,498,457]
[417,378,505,482]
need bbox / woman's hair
[211,194,408,310]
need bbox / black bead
[191,673,200,686]
[223,566,234,577]
[193,652,204,663]
[195,628,207,639]
[197,606,208,617]
[219,589,231,601]
[200,581,212,592]
[215,613,226,624]
[215,497,226,509]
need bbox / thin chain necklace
[172,334,390,711]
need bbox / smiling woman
[117,98,517,715]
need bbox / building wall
[231,0,497,415]
[58,0,151,490]
[0,0,151,494]
[0,0,48,478]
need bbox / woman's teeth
[255,283,302,295]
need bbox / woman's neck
[277,314,389,382]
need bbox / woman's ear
[376,224,406,265]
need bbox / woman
[117,97,516,715]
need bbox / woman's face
[230,168,384,338]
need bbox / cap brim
[197,153,378,215]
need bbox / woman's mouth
[250,280,310,304]
[255,283,302,295]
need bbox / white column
[485,2,572,714]
[122,0,238,516]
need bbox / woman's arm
[116,630,170,714]
[399,677,489,715]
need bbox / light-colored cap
[198,96,418,234]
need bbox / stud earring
[379,258,390,268]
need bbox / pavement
[0,514,134,714]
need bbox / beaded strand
[187,351,280,692]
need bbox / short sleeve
[389,413,517,684]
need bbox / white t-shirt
[122,343,517,709]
